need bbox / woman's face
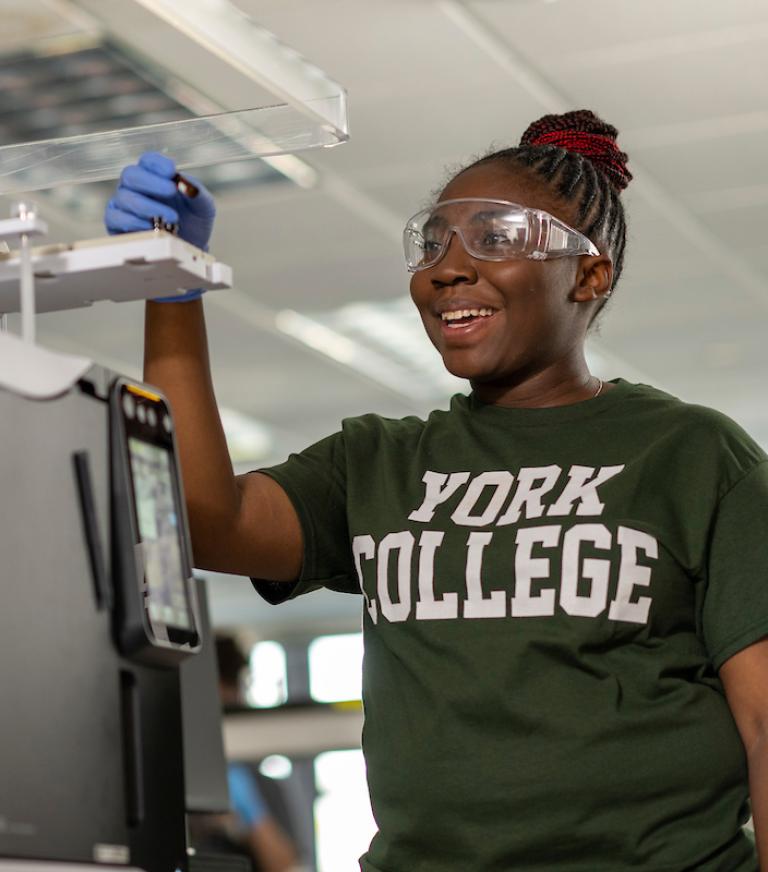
[409,161,604,386]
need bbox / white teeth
[441,307,495,322]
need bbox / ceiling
[3,0,768,639]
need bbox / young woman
[106,110,768,871]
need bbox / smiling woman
[107,107,768,872]
[406,110,628,406]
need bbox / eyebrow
[423,214,448,232]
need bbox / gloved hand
[105,151,216,302]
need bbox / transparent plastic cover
[0,94,348,196]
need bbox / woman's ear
[572,254,614,303]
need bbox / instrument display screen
[128,436,192,630]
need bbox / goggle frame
[403,197,600,273]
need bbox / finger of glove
[138,151,177,179]
[105,203,153,235]
[120,164,177,200]
[112,188,179,225]
[174,172,216,219]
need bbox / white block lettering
[511,525,561,616]
[408,471,471,523]
[463,532,505,618]
[497,465,562,525]
[352,534,377,623]
[609,526,657,624]
[451,471,515,527]
[415,531,457,620]
[560,523,612,618]
[547,465,625,517]
[377,531,414,623]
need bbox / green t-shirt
[252,377,767,872]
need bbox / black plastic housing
[110,376,201,667]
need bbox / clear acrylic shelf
[0,94,348,196]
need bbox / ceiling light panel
[0,1,85,53]
[0,43,193,143]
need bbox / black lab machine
[0,204,238,872]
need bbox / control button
[122,392,135,419]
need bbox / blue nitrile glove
[104,151,216,302]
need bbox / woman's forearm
[748,733,768,871]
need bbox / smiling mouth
[440,307,497,329]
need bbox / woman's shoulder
[338,396,465,442]
[627,379,752,429]
[623,379,768,473]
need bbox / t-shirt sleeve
[228,763,268,828]
[249,430,360,605]
[702,459,768,671]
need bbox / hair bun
[520,109,632,192]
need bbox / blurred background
[1,0,767,867]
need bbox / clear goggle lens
[403,198,599,272]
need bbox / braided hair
[459,109,631,329]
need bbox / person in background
[205,634,300,872]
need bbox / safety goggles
[403,197,600,272]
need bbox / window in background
[308,632,363,703]
[247,640,288,707]
[314,749,376,872]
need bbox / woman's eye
[423,238,442,253]
[481,231,511,246]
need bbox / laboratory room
[3,0,768,871]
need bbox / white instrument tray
[0,230,232,315]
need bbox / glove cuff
[152,288,205,304]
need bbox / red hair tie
[529,129,632,190]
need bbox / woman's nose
[430,229,478,286]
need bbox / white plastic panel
[0,231,233,315]
[0,331,92,400]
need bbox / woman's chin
[440,353,491,382]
